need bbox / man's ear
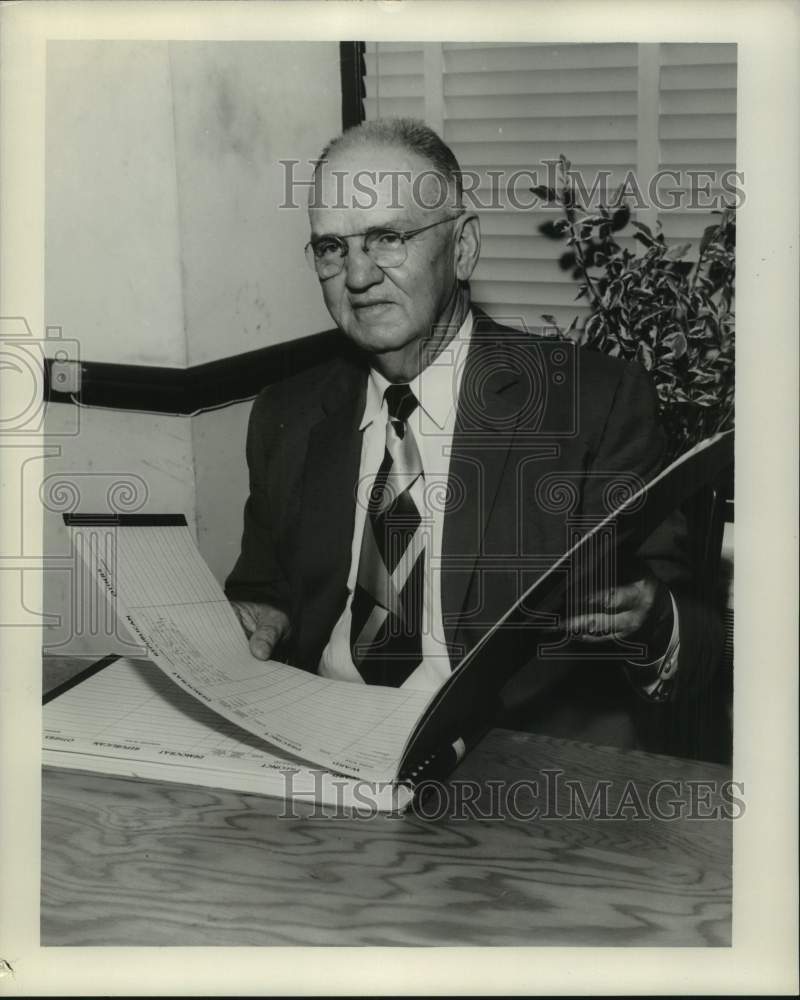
[454,214,481,281]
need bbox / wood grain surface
[41,657,733,947]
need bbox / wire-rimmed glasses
[304,212,465,279]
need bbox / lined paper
[43,658,412,810]
[70,524,433,783]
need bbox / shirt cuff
[625,591,681,702]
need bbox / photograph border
[1,0,798,994]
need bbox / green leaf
[531,185,557,203]
[631,220,654,237]
[558,251,576,271]
[610,206,630,231]
[539,220,565,240]
[635,342,655,370]
[698,222,719,258]
[666,242,692,260]
[693,393,718,406]
[585,313,603,338]
[688,367,719,383]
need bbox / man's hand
[565,574,673,653]
[231,601,291,661]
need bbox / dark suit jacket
[225,311,720,740]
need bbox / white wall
[44,41,342,653]
[46,40,339,367]
[46,41,186,366]
[170,42,339,365]
[191,399,252,586]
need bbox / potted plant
[534,155,735,465]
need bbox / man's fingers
[249,623,282,661]
[232,602,258,635]
[585,581,646,613]
[585,588,616,612]
[564,610,642,640]
[612,581,651,610]
[230,601,290,660]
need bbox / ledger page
[70,521,432,783]
[43,657,413,810]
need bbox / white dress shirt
[319,311,680,696]
[320,312,475,690]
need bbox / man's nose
[343,243,383,291]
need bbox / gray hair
[314,117,464,204]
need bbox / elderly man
[225,118,718,744]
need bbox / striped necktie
[350,383,425,686]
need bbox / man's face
[307,145,463,362]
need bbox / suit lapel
[297,361,366,621]
[295,317,537,664]
[441,325,529,649]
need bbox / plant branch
[560,190,613,330]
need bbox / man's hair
[314,117,464,205]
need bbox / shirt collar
[359,310,475,431]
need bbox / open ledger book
[44,430,733,812]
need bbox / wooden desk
[41,657,732,947]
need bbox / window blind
[364,42,425,120]
[657,43,737,251]
[364,42,736,332]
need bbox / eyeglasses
[304,212,465,279]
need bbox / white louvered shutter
[364,42,425,120]
[364,42,736,332]
[444,43,641,332]
[657,43,738,252]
